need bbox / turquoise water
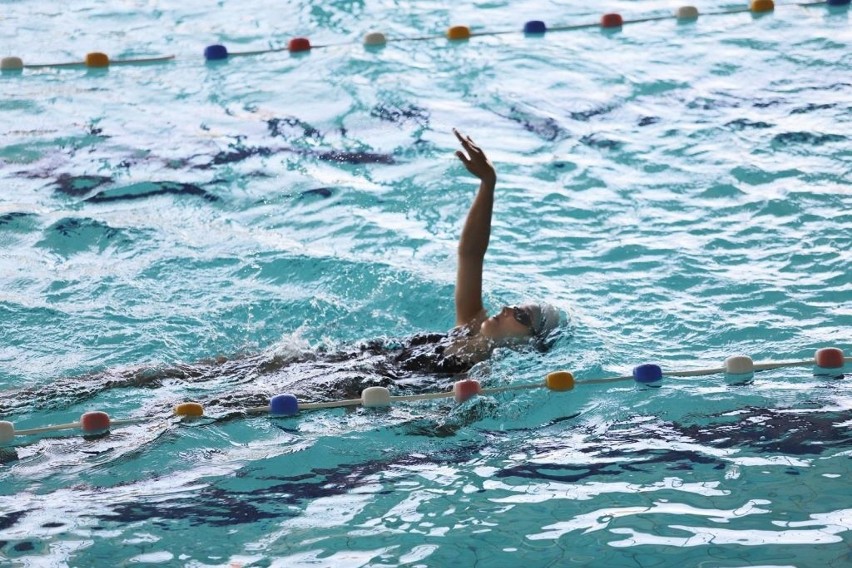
[1,0,851,566]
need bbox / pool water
[1,0,851,566]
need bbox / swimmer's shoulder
[452,309,487,338]
[445,312,491,358]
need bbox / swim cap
[529,303,560,337]
[521,303,560,352]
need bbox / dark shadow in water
[54,173,112,196]
[638,116,660,127]
[48,176,219,203]
[18,115,409,207]
[299,187,333,199]
[210,146,273,166]
[680,406,852,456]
[485,101,621,142]
[0,509,28,531]
[0,212,36,227]
[726,118,774,130]
[503,105,568,142]
[579,134,621,150]
[85,181,219,203]
[101,441,487,527]
[772,132,846,147]
[370,103,430,128]
[790,103,837,115]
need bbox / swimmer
[385,129,561,376]
[259,129,561,383]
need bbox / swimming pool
[1,0,851,565]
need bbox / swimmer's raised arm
[453,128,496,328]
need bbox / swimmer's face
[480,305,536,340]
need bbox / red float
[80,411,111,434]
[815,347,845,369]
[601,13,623,28]
[288,37,311,52]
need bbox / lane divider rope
[1,347,847,445]
[1,1,848,72]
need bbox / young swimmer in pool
[382,128,561,375]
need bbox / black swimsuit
[390,332,476,375]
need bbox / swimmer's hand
[454,128,496,187]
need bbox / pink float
[453,379,482,403]
[81,411,111,434]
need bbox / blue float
[827,0,850,6]
[633,363,663,384]
[524,21,547,34]
[270,393,299,416]
[204,44,229,61]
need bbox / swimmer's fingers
[453,127,467,146]
[454,128,483,155]
[453,129,474,169]
[453,128,496,184]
